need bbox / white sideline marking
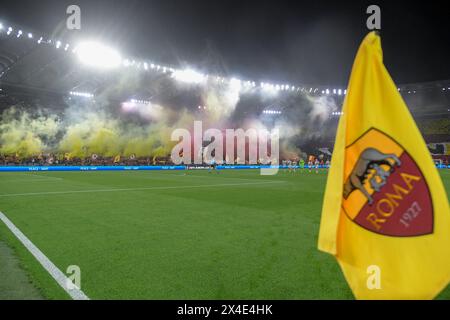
[0,181,284,198]
[166,173,280,182]
[0,211,90,300]
[0,178,63,183]
[111,171,280,182]
[0,173,63,182]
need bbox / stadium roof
[1,20,449,119]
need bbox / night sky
[1,0,449,86]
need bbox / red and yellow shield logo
[342,128,433,237]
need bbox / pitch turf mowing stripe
[0,170,446,299]
[0,211,90,300]
[0,181,285,197]
[89,170,282,183]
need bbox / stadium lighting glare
[260,83,277,93]
[172,69,206,84]
[130,99,151,105]
[75,42,121,69]
[4,23,440,98]
[229,78,242,90]
[69,91,94,98]
[263,110,282,115]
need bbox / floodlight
[172,69,206,84]
[229,78,242,90]
[75,42,121,69]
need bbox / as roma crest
[342,128,433,237]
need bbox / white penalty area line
[0,181,285,198]
[0,211,90,300]
[0,173,63,183]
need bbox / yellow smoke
[0,108,59,156]
[57,108,195,158]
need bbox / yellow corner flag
[318,32,450,299]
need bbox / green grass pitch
[0,169,449,299]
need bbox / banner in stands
[428,142,450,155]
[0,166,185,172]
[0,164,446,172]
